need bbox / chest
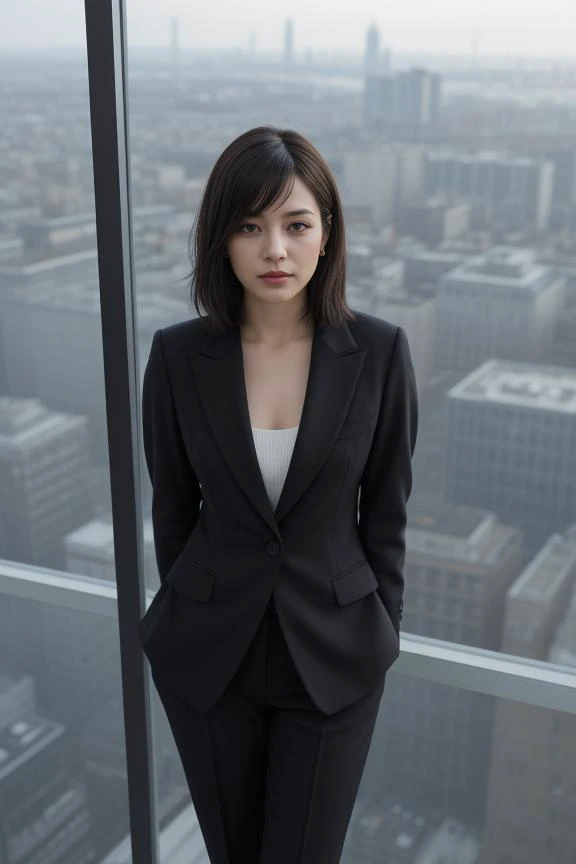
[241,338,313,430]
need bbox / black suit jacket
[139,309,418,715]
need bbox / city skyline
[2,0,576,58]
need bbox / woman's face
[226,176,330,309]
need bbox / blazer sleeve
[142,329,203,584]
[358,325,418,636]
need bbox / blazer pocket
[165,556,217,602]
[335,413,377,441]
[330,559,378,605]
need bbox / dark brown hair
[184,125,355,334]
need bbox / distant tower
[249,30,256,57]
[364,21,380,76]
[284,19,294,66]
[382,46,392,72]
[170,17,180,78]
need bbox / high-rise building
[377,289,434,396]
[364,22,381,76]
[545,145,576,232]
[404,495,523,649]
[445,360,576,557]
[434,246,565,375]
[398,197,470,247]
[342,142,425,225]
[370,494,522,827]
[169,17,179,55]
[284,18,294,66]
[365,68,443,129]
[480,525,576,864]
[0,250,187,464]
[398,248,467,295]
[0,675,96,864]
[425,150,555,232]
[0,397,93,570]
[64,515,159,592]
[170,17,180,80]
[344,794,480,862]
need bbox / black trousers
[151,595,385,864]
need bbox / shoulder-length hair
[184,125,355,334]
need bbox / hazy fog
[1,0,575,57]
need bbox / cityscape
[0,12,576,864]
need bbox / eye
[239,222,310,234]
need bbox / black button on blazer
[139,308,418,715]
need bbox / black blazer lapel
[188,318,367,537]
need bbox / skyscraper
[364,22,380,77]
[445,359,576,556]
[284,19,294,66]
[170,17,180,79]
[365,68,443,129]
[434,247,565,375]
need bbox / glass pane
[0,11,138,863]
[345,668,576,864]
[126,5,576,665]
[0,590,127,861]
[124,0,576,860]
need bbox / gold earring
[319,249,326,256]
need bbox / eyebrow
[245,208,315,218]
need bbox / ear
[323,211,332,247]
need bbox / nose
[263,230,287,262]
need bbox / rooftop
[407,494,519,566]
[448,359,576,415]
[0,713,65,781]
[441,246,556,291]
[0,397,86,454]
[427,150,543,167]
[509,526,576,602]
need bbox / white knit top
[251,425,299,512]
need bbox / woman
[140,125,418,864]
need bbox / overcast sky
[2,0,575,57]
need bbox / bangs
[231,152,296,222]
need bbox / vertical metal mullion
[83,2,158,862]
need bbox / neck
[240,299,313,345]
